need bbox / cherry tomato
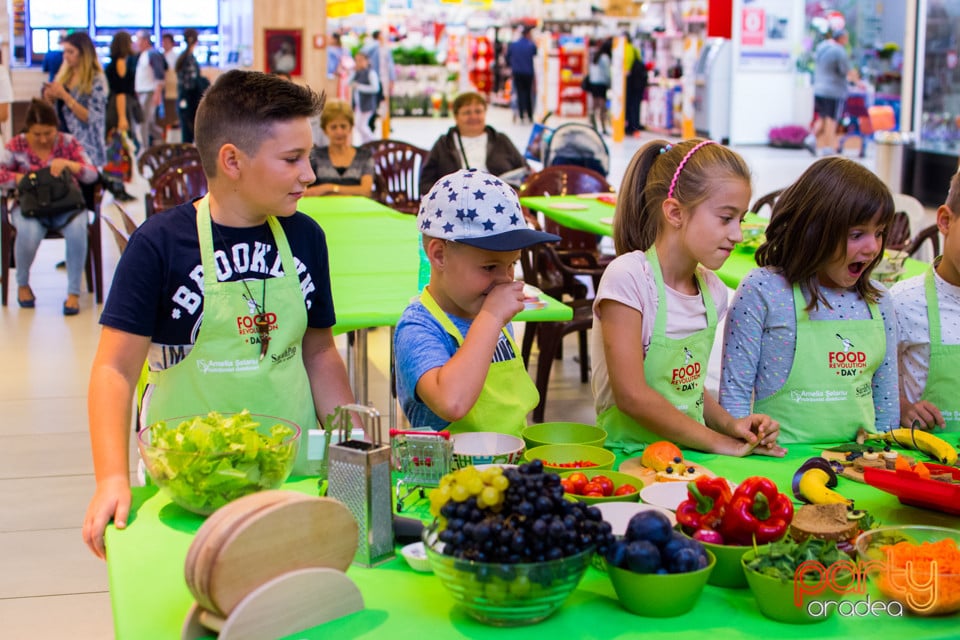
[560,478,579,495]
[583,491,604,497]
[566,472,589,494]
[582,481,605,495]
[614,483,639,496]
[592,475,615,497]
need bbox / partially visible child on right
[891,172,960,431]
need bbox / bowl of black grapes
[423,461,615,626]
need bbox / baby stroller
[542,122,610,177]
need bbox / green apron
[144,196,319,474]
[420,287,538,436]
[753,285,885,445]
[598,247,717,450]
[921,267,960,431]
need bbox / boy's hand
[481,280,525,325]
[900,400,945,430]
[82,475,131,560]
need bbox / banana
[857,427,958,466]
[798,468,853,505]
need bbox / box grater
[326,404,395,567]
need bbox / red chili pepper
[676,475,733,532]
[720,476,794,545]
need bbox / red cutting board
[863,464,960,515]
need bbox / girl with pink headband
[591,138,785,457]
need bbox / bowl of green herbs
[741,538,853,624]
[138,410,301,515]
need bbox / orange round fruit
[640,441,683,472]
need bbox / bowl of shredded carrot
[855,526,960,615]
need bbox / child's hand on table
[728,413,787,458]
[900,399,946,431]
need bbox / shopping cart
[390,428,453,512]
[836,92,872,158]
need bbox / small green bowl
[608,549,716,617]
[741,550,851,624]
[681,533,769,588]
[559,469,641,504]
[524,444,615,473]
[521,423,607,449]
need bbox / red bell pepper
[676,475,733,532]
[720,476,794,545]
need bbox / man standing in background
[807,28,851,156]
[623,34,647,136]
[135,30,167,149]
[361,30,395,138]
[506,26,537,124]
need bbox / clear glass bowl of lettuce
[138,410,301,515]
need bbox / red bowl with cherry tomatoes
[524,444,615,474]
[559,469,642,504]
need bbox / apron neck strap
[644,246,716,333]
[925,267,942,344]
[195,195,298,286]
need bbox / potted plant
[768,125,809,149]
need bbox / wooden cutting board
[182,568,363,640]
[186,491,299,614]
[820,451,914,483]
[205,496,359,617]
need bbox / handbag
[17,167,86,219]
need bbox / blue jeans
[11,208,88,295]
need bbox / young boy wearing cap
[891,172,960,432]
[394,169,559,434]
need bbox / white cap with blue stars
[417,169,559,251]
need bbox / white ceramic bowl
[639,482,690,511]
[451,432,525,469]
[400,542,432,573]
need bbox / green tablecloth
[520,196,931,289]
[299,196,573,334]
[105,444,958,639]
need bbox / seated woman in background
[419,91,526,194]
[1,99,99,314]
[305,99,375,197]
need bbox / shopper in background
[42,31,107,193]
[592,139,783,456]
[419,91,526,194]
[104,31,140,152]
[1,99,99,314]
[360,30,395,137]
[134,30,167,149]
[806,28,851,156]
[305,99,375,197]
[327,33,344,80]
[175,29,207,144]
[587,38,613,135]
[350,51,379,144]
[506,26,537,124]
[624,34,647,136]
[0,56,13,144]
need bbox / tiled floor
[0,106,887,638]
